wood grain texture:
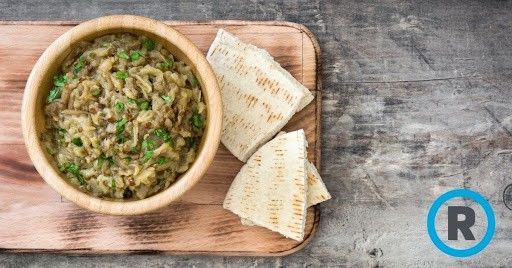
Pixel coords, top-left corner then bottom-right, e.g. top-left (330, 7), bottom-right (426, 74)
top-left (3, 1), bottom-right (512, 267)
top-left (0, 20), bottom-right (322, 255)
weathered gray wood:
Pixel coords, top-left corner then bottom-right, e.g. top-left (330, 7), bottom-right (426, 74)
top-left (1, 0), bottom-right (512, 267)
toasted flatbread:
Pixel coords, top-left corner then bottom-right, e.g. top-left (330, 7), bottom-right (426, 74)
top-left (240, 160), bottom-right (331, 226)
top-left (305, 161), bottom-right (332, 206)
top-left (277, 131), bottom-right (331, 206)
top-left (206, 29), bottom-right (314, 162)
top-left (223, 130), bottom-right (308, 241)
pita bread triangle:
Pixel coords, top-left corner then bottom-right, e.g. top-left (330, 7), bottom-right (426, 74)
top-left (206, 29), bottom-right (314, 162)
top-left (240, 160), bottom-right (331, 227)
top-left (275, 131), bottom-right (331, 207)
top-left (223, 129), bottom-right (308, 241)
top-left (305, 161), bottom-right (332, 206)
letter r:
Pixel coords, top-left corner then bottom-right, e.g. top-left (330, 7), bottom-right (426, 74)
top-left (448, 206), bottom-right (475, 240)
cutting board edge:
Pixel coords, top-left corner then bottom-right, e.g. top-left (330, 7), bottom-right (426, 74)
top-left (0, 209), bottom-right (320, 257)
top-left (0, 20), bottom-right (323, 256)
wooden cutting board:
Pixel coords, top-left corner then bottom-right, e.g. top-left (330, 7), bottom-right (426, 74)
top-left (0, 20), bottom-right (322, 256)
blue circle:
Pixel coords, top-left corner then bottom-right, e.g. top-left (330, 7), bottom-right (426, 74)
top-left (427, 189), bottom-right (495, 257)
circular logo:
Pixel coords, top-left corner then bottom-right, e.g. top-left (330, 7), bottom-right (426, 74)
top-left (503, 184), bottom-right (512, 210)
top-left (427, 189), bottom-right (495, 257)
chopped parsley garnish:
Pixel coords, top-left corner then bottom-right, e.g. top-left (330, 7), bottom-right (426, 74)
top-left (53, 73), bottom-right (67, 87)
top-left (141, 138), bottom-right (155, 152)
top-left (91, 87), bottom-right (101, 97)
top-left (141, 138), bottom-right (156, 163)
top-left (117, 50), bottom-right (130, 60)
top-left (128, 98), bottom-right (137, 105)
top-left (47, 86), bottom-right (62, 103)
top-left (115, 118), bottom-right (128, 134)
top-left (97, 154), bottom-right (114, 166)
top-left (191, 112), bottom-right (204, 129)
top-left (115, 71), bottom-right (129, 80)
top-left (71, 137), bottom-right (83, 146)
top-left (187, 74), bottom-right (199, 88)
top-left (138, 100), bottom-right (150, 110)
top-left (111, 178), bottom-right (117, 189)
top-left (128, 98), bottom-right (151, 110)
top-left (159, 58), bottom-right (174, 70)
top-left (160, 95), bottom-right (172, 103)
top-left (143, 150), bottom-right (154, 163)
top-left (115, 101), bottom-right (125, 113)
top-left (47, 73), bottom-right (68, 103)
top-left (168, 57), bottom-right (175, 68)
top-left (116, 118), bottom-right (128, 143)
top-left (156, 156), bottom-right (169, 165)
top-left (143, 38), bottom-right (156, 50)
top-left (60, 162), bottom-right (85, 185)
top-left (154, 128), bottom-right (172, 144)
top-left (130, 51), bottom-right (142, 61)
top-left (73, 55), bottom-right (86, 75)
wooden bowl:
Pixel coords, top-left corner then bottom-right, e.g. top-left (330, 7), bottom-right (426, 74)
top-left (21, 15), bottom-right (222, 215)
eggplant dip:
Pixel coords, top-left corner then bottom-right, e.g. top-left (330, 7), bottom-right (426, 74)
top-left (42, 33), bottom-right (206, 200)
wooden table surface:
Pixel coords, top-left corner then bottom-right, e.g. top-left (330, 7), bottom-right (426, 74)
top-left (1, 0), bottom-right (512, 267)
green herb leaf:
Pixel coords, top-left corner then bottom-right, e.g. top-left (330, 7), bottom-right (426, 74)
top-left (76, 174), bottom-right (86, 185)
top-left (128, 98), bottom-right (137, 105)
top-left (71, 137), bottom-right (83, 146)
top-left (143, 39), bottom-right (156, 50)
top-left (168, 57), bottom-right (175, 69)
top-left (154, 128), bottom-right (167, 138)
top-left (97, 154), bottom-right (114, 166)
top-left (117, 50), bottom-right (130, 60)
top-left (56, 128), bottom-right (67, 141)
top-left (127, 98), bottom-right (151, 110)
top-left (130, 51), bottom-right (142, 61)
top-left (63, 162), bottom-right (79, 174)
top-left (141, 138), bottom-right (155, 152)
top-left (115, 71), bottom-right (129, 80)
top-left (91, 87), bottom-right (101, 97)
top-left (125, 156), bottom-right (132, 163)
top-left (156, 156), bottom-right (169, 165)
top-left (47, 86), bottom-right (62, 103)
top-left (61, 162), bottom-right (85, 185)
top-left (53, 73), bottom-right (67, 87)
top-left (116, 118), bottom-right (128, 134)
top-left (154, 128), bottom-right (172, 144)
top-left (187, 74), bottom-right (199, 88)
top-left (191, 112), bottom-right (204, 129)
top-left (111, 178), bottom-right (117, 189)
top-left (160, 95), bottom-right (172, 103)
top-left (115, 101), bottom-right (125, 113)
top-left (159, 58), bottom-right (174, 70)
top-left (73, 55), bottom-right (86, 75)
top-left (143, 150), bottom-right (154, 163)
top-left (138, 100), bottom-right (150, 110)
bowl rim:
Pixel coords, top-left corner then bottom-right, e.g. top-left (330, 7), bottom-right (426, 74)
top-left (21, 15), bottom-right (222, 215)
